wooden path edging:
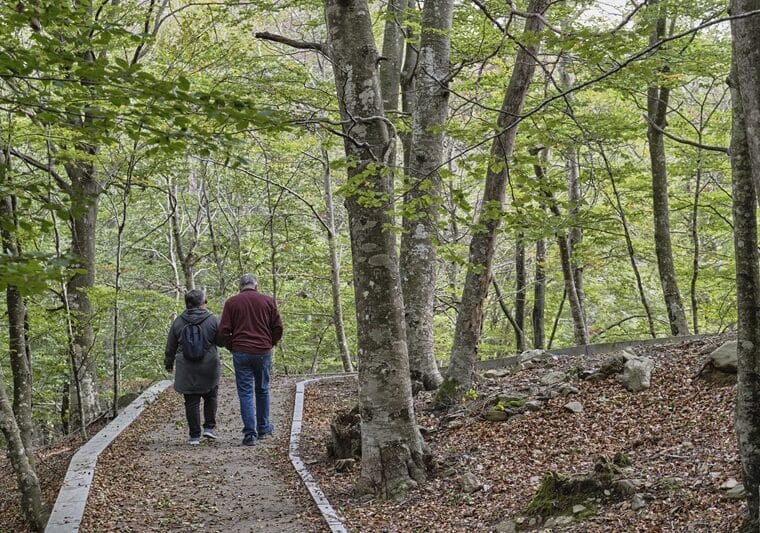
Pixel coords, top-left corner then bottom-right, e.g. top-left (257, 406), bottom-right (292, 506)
top-left (45, 380), bottom-right (173, 533)
top-left (290, 375), bottom-right (356, 533)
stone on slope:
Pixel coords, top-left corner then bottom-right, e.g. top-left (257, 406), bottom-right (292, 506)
top-left (708, 341), bottom-right (738, 373)
top-left (564, 401), bottom-right (583, 414)
top-left (622, 356), bottom-right (655, 392)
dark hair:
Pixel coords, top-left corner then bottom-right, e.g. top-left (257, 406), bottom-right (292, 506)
top-left (184, 289), bottom-right (206, 309)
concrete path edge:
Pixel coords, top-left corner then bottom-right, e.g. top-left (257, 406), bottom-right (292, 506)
top-left (291, 375), bottom-right (355, 533)
top-left (45, 380), bottom-right (173, 533)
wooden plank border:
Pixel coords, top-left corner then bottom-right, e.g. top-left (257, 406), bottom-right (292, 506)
top-left (45, 380), bottom-right (173, 533)
top-left (290, 375), bottom-right (356, 533)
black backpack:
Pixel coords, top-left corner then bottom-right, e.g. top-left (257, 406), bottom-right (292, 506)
top-left (180, 315), bottom-right (210, 362)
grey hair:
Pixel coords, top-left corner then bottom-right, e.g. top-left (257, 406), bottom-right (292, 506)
top-left (239, 274), bottom-right (258, 289)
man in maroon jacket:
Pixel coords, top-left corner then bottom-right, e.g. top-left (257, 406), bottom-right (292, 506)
top-left (217, 274), bottom-right (283, 446)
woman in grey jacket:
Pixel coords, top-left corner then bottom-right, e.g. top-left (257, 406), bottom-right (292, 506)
top-left (164, 289), bottom-right (222, 445)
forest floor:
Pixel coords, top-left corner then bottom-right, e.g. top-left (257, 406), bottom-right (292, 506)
top-left (1, 336), bottom-right (747, 532)
top-left (300, 335), bottom-right (747, 532)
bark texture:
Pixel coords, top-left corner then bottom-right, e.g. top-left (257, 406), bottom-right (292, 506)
top-left (730, 5), bottom-right (760, 526)
top-left (514, 235), bottom-right (527, 352)
top-left (399, 0), bottom-right (454, 390)
top-left (324, 0), bottom-right (426, 498)
top-left (0, 380), bottom-right (47, 531)
top-left (646, 5), bottom-right (689, 336)
top-left (446, 0), bottom-right (548, 392)
top-left (532, 238), bottom-right (546, 348)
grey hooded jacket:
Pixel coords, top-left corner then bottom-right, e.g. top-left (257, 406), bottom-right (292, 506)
top-left (164, 308), bottom-right (221, 394)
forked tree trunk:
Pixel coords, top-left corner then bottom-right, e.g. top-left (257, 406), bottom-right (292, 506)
top-left (324, 0), bottom-right (426, 498)
top-left (321, 146), bottom-right (354, 372)
top-left (399, 0), bottom-right (453, 390)
top-left (646, 4), bottom-right (690, 336)
top-left (446, 0), bottom-right (548, 393)
top-left (729, 5), bottom-right (760, 526)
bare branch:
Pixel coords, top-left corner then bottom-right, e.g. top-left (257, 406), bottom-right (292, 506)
top-left (641, 114), bottom-right (728, 154)
top-left (255, 31), bottom-right (327, 55)
top-left (6, 147), bottom-right (70, 193)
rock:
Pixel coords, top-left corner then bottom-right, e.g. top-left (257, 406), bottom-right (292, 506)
top-left (334, 458), bottom-right (356, 472)
top-left (457, 472), bottom-right (482, 493)
top-left (614, 479), bottom-right (637, 496)
top-left (709, 341), bottom-right (738, 373)
top-left (447, 419), bottom-right (465, 429)
top-left (572, 504), bottom-right (587, 515)
top-left (525, 400), bottom-right (543, 412)
top-left (558, 384), bottom-right (580, 396)
top-left (598, 353), bottom-right (629, 377)
top-left (726, 485), bottom-right (746, 499)
top-left (541, 370), bottom-right (567, 386)
top-left (484, 368), bottom-right (511, 379)
top-left (622, 356), bottom-right (655, 392)
top-left (720, 477), bottom-right (740, 490)
top-left (578, 368), bottom-right (597, 380)
top-left (564, 401), bottom-right (584, 414)
top-left (484, 408), bottom-right (510, 422)
top-left (631, 493), bottom-right (646, 511)
top-left (497, 392), bottom-right (528, 405)
top-left (493, 519), bottom-right (517, 533)
top-left (555, 515), bottom-right (574, 525)
top-left (520, 349), bottom-right (550, 363)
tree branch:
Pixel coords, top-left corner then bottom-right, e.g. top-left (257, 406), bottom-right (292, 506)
top-left (641, 114), bottom-right (728, 154)
top-left (255, 31), bottom-right (327, 55)
top-left (6, 147), bottom-right (70, 193)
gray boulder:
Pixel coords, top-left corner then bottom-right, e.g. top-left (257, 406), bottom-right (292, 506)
top-left (709, 341), bottom-right (738, 373)
top-left (541, 370), bottom-right (567, 386)
top-left (564, 401), bottom-right (584, 414)
top-left (622, 356), bottom-right (655, 392)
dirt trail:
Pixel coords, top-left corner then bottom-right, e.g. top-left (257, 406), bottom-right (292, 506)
top-left (82, 376), bottom-right (325, 532)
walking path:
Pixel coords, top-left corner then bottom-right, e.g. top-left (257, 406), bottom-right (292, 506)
top-left (81, 376), bottom-right (326, 532)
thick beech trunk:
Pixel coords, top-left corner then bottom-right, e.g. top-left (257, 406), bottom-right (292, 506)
top-left (324, 0), bottom-right (427, 498)
top-left (321, 147), bottom-right (354, 372)
top-left (730, 5), bottom-right (760, 526)
top-left (399, 0), bottom-right (453, 390)
top-left (446, 0), bottom-right (548, 392)
top-left (0, 379), bottom-right (47, 531)
top-left (646, 6), bottom-right (689, 336)
top-left (63, 158), bottom-right (101, 425)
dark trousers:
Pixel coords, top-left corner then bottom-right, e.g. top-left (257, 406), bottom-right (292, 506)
top-left (183, 386), bottom-right (218, 438)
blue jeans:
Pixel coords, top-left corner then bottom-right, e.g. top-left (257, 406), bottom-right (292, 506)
top-left (232, 352), bottom-right (273, 439)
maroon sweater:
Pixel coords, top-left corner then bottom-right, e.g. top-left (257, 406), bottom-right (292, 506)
top-left (217, 288), bottom-right (283, 353)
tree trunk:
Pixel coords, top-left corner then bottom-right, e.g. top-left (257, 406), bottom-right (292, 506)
top-left (532, 150), bottom-right (588, 345)
top-left (690, 164), bottom-right (702, 334)
top-left (321, 146), bottom-right (354, 372)
top-left (63, 158), bottom-right (101, 424)
top-left (730, 5), bottom-right (760, 526)
top-left (0, 379), bottom-right (48, 531)
top-left (532, 237), bottom-right (546, 348)
top-left (399, 0), bottom-right (453, 390)
top-left (379, 0), bottom-right (407, 114)
top-left (168, 184), bottom-right (196, 291)
top-left (646, 5), bottom-right (690, 336)
top-left (399, 9), bottom-right (418, 173)
top-left (599, 146), bottom-right (657, 338)
top-left (0, 150), bottom-right (33, 459)
top-left (514, 235), bottom-right (527, 352)
top-left (446, 0), bottom-right (548, 393)
top-left (324, 0), bottom-right (427, 498)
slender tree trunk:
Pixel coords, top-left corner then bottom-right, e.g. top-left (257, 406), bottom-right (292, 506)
top-left (599, 146), bottom-right (657, 338)
top-left (0, 378), bottom-right (48, 531)
top-left (492, 279), bottom-right (522, 345)
top-left (0, 149), bottom-right (33, 458)
top-left (514, 235), bottom-right (527, 352)
top-left (558, 52), bottom-right (585, 320)
top-left (532, 150), bottom-right (588, 345)
top-left (646, 4), bottom-right (690, 336)
top-left (379, 0), bottom-right (407, 114)
top-left (399, 9), bottom-right (418, 173)
top-left (690, 164), bottom-right (702, 334)
top-left (324, 0), bottom-right (426, 498)
top-left (548, 288), bottom-right (566, 350)
top-left (399, 0), bottom-right (453, 390)
top-left (168, 184), bottom-right (195, 291)
top-left (446, 0), bottom-right (548, 393)
top-left (729, 5), bottom-right (760, 526)
top-left (532, 237), bottom-right (546, 348)
top-left (321, 146), bottom-right (354, 372)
